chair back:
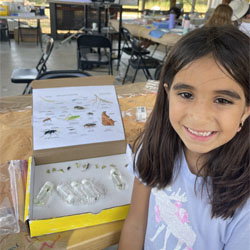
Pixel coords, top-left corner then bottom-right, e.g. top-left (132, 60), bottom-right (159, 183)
top-left (28, 70), bottom-right (90, 94)
top-left (36, 70), bottom-right (91, 80)
top-left (122, 28), bottom-right (147, 54)
top-left (121, 27), bottom-right (131, 48)
top-left (77, 34), bottom-right (112, 49)
top-left (76, 34), bottom-right (113, 74)
top-left (36, 36), bottom-right (54, 75)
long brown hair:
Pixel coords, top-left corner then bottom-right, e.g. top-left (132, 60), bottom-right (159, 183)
top-left (134, 25), bottom-right (250, 219)
top-left (205, 4), bottom-right (233, 26)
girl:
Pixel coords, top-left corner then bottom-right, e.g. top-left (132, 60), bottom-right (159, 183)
top-left (118, 25), bottom-right (250, 250)
top-left (205, 4), bottom-right (233, 26)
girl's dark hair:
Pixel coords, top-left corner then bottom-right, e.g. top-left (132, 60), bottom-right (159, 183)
top-left (134, 25), bottom-right (250, 219)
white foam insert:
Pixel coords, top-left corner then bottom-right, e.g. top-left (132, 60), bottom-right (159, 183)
top-left (31, 152), bottom-right (134, 220)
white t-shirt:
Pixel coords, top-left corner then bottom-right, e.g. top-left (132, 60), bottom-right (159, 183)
top-left (240, 21), bottom-right (250, 37)
top-left (128, 153), bottom-right (250, 250)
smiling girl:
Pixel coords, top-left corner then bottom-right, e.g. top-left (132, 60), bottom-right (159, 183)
top-left (118, 25), bottom-right (250, 250)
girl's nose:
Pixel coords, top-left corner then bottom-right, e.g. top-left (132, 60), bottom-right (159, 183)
top-left (188, 100), bottom-right (213, 123)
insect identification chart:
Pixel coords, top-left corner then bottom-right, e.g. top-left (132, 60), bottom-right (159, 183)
top-left (33, 85), bottom-right (125, 150)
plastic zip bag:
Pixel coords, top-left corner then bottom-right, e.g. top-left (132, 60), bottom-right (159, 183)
top-left (0, 197), bottom-right (19, 235)
top-left (0, 160), bottom-right (27, 235)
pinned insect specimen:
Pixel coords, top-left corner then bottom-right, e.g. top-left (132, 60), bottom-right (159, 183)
top-left (67, 166), bottom-right (71, 171)
top-left (46, 167), bottom-right (65, 174)
top-left (95, 164), bottom-right (99, 169)
top-left (44, 129), bottom-right (58, 136)
top-left (75, 162), bottom-right (80, 168)
top-left (43, 117), bottom-right (51, 122)
top-left (65, 115), bottom-right (80, 121)
top-left (84, 123), bottom-right (96, 128)
top-left (87, 112), bottom-right (94, 115)
top-left (102, 111), bottom-right (115, 126)
top-left (101, 165), bottom-right (107, 169)
top-left (74, 106), bottom-right (85, 110)
top-left (82, 163), bottom-right (90, 171)
top-left (34, 181), bottom-right (54, 206)
top-left (110, 169), bottom-right (126, 190)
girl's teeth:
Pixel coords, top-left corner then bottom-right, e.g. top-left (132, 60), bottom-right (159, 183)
top-left (188, 128), bottom-right (212, 137)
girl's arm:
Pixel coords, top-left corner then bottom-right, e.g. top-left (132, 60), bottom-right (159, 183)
top-left (118, 177), bottom-right (151, 250)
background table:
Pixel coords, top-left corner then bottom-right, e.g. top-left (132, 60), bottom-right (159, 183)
top-left (0, 82), bottom-right (156, 250)
top-left (0, 15), bottom-right (48, 48)
top-left (110, 19), bottom-right (181, 47)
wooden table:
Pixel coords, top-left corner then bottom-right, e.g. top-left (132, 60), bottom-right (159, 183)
top-left (110, 19), bottom-right (182, 47)
top-left (0, 82), bottom-right (156, 250)
top-left (0, 15), bottom-right (48, 48)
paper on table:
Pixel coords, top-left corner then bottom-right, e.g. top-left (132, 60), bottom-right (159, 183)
top-left (33, 85), bottom-right (125, 150)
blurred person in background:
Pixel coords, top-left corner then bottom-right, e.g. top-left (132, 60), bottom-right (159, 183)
top-left (205, 4), bottom-right (233, 26)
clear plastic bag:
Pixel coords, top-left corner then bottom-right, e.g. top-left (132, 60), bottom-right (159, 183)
top-left (0, 197), bottom-right (19, 235)
top-left (0, 160), bottom-right (27, 235)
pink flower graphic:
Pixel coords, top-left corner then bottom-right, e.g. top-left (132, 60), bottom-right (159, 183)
top-left (154, 204), bottom-right (162, 223)
top-left (174, 201), bottom-right (190, 224)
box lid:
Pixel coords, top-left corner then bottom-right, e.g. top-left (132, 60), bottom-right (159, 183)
top-left (31, 76), bottom-right (126, 165)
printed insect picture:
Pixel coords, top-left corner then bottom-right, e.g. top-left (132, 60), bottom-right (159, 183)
top-left (91, 94), bottom-right (113, 108)
top-left (42, 129), bottom-right (59, 138)
top-left (102, 111), bottom-right (115, 126)
top-left (33, 85), bottom-right (125, 150)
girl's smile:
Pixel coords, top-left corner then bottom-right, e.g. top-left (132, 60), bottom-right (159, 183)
top-left (166, 55), bottom-right (250, 169)
top-left (184, 126), bottom-right (217, 141)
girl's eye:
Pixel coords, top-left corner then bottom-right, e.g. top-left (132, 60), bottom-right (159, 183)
top-left (215, 98), bottom-right (233, 104)
top-left (179, 92), bottom-right (193, 99)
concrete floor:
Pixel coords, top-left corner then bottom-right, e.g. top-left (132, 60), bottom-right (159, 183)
top-left (0, 38), bottom-right (165, 250)
top-left (0, 38), bottom-right (165, 97)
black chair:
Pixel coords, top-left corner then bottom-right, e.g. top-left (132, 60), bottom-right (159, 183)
top-left (77, 34), bottom-right (113, 75)
top-left (11, 36), bottom-right (54, 95)
top-left (0, 19), bottom-right (10, 45)
top-left (116, 27), bottom-right (150, 71)
top-left (122, 31), bottom-right (161, 84)
top-left (27, 70), bottom-right (91, 94)
top-left (36, 70), bottom-right (91, 80)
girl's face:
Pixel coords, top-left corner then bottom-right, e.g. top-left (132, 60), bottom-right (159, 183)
top-left (166, 56), bottom-right (250, 159)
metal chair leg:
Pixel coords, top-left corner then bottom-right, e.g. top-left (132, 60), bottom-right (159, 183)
top-left (132, 67), bottom-right (139, 83)
top-left (131, 58), bottom-right (142, 83)
top-left (22, 83), bottom-right (30, 95)
top-left (110, 58), bottom-right (113, 75)
top-left (122, 63), bottom-right (130, 85)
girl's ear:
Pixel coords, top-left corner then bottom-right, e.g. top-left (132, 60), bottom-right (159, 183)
top-left (237, 106), bottom-right (250, 132)
top-left (163, 83), bottom-right (169, 95)
top-left (242, 106), bottom-right (250, 122)
top-left (239, 106), bottom-right (250, 130)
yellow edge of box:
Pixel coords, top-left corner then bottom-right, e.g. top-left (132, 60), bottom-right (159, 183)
top-left (24, 157), bottom-right (33, 221)
top-left (29, 204), bottom-right (130, 237)
top-left (25, 157), bottom-right (130, 237)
